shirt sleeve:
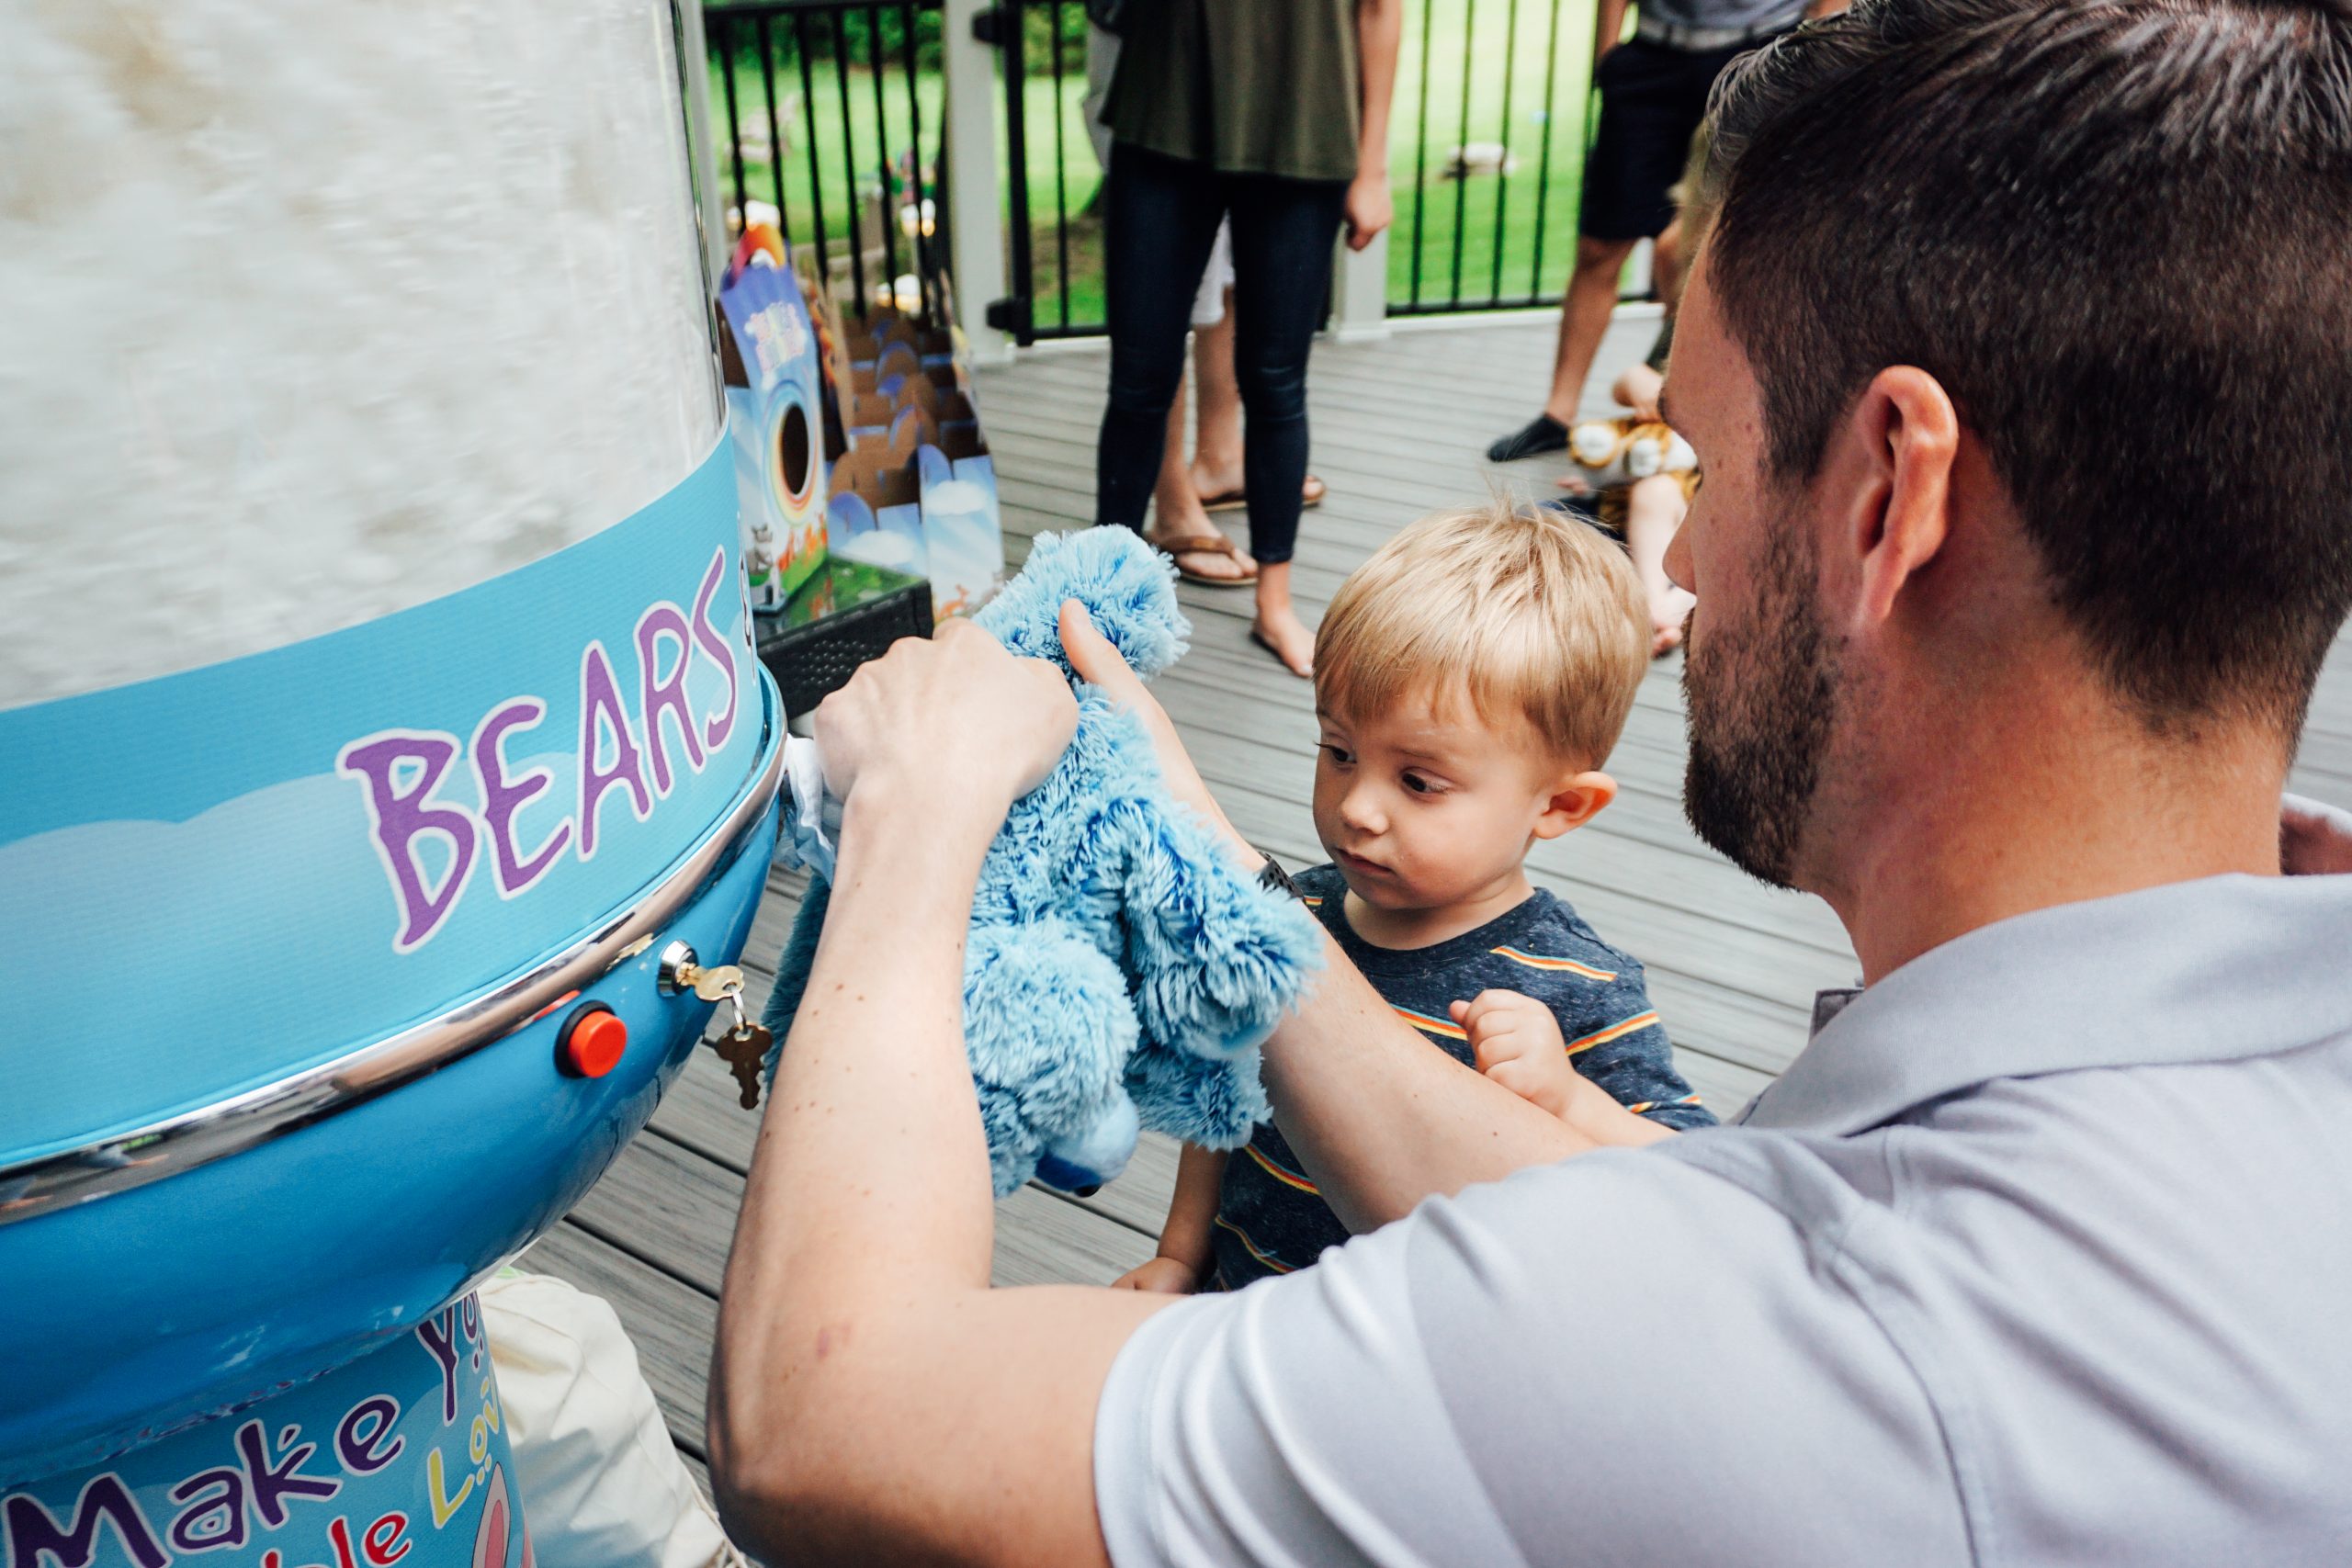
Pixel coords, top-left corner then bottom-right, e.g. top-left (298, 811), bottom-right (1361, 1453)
top-left (1092, 1142), bottom-right (1964, 1567)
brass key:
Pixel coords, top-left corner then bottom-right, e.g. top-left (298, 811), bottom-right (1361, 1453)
top-left (659, 943), bottom-right (769, 1109)
top-left (715, 1013), bottom-right (775, 1111)
top-left (685, 963), bottom-right (745, 1003)
top-left (706, 978), bottom-right (771, 1111)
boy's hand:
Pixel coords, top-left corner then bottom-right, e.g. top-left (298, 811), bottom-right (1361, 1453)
top-left (1453, 990), bottom-right (1580, 1119)
top-left (1112, 1256), bottom-right (1201, 1295)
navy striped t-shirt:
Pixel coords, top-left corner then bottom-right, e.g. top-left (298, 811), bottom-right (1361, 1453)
top-left (1210, 863), bottom-right (1713, 1289)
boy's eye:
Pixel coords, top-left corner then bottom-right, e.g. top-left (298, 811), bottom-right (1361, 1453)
top-left (1401, 771), bottom-right (1443, 795)
top-left (1319, 743), bottom-right (1353, 766)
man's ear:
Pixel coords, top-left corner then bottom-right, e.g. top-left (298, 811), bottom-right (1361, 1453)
top-left (1836, 366), bottom-right (1961, 626)
top-left (1532, 770), bottom-right (1618, 840)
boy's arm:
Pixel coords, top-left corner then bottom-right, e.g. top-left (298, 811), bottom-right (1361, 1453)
top-left (1113, 1144), bottom-right (1227, 1292)
top-left (1556, 961), bottom-right (1716, 1138)
top-left (1453, 990), bottom-right (1675, 1145)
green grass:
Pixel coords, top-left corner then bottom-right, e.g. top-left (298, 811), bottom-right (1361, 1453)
top-left (707, 0), bottom-right (1606, 331)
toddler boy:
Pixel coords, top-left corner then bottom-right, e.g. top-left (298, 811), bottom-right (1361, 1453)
top-left (1116, 502), bottom-right (1714, 1293)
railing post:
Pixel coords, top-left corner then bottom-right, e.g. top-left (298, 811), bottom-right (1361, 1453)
top-left (1329, 231), bottom-right (1391, 344)
top-left (943, 0), bottom-right (1013, 362)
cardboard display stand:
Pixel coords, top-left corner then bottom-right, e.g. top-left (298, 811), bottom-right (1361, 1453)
top-left (822, 298), bottom-right (1003, 621)
top-left (740, 267), bottom-right (1001, 717)
top-left (718, 266), bottom-right (831, 608)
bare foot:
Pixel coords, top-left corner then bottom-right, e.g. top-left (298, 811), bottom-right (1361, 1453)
top-left (1251, 604), bottom-right (1315, 678)
top-left (1189, 460), bottom-right (1242, 501)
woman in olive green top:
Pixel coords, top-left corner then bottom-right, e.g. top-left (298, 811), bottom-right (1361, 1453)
top-left (1095, 0), bottom-right (1400, 676)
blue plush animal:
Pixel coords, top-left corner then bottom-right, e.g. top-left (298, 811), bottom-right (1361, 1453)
top-left (763, 526), bottom-right (1321, 1196)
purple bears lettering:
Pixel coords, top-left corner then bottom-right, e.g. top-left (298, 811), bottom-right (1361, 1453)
top-left (337, 547), bottom-right (747, 953)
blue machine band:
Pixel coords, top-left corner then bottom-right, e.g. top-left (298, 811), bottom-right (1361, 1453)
top-left (0, 439), bottom-right (783, 1519)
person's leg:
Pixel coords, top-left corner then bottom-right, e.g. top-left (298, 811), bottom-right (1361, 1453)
top-left (1148, 358), bottom-right (1254, 582)
top-left (1623, 474), bottom-right (1696, 656)
top-left (1225, 172), bottom-right (1350, 676)
top-left (1651, 214), bottom-right (1686, 310)
top-left (1488, 39), bottom-right (1695, 462)
top-left (1544, 235), bottom-right (1639, 421)
top-left (1187, 306), bottom-right (1246, 495)
top-left (1098, 144), bottom-right (1227, 536)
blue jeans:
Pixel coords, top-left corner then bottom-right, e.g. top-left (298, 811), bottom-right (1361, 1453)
top-left (1096, 143), bottom-right (1347, 567)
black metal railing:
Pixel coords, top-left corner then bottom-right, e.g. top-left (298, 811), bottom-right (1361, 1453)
top-left (703, 0), bottom-right (949, 325)
top-left (702, 0), bottom-right (1627, 342)
top-left (975, 0), bottom-right (1099, 344)
top-left (1393, 0), bottom-right (1615, 315)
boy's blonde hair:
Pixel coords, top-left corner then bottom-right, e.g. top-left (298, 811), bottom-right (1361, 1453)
top-left (1313, 501), bottom-right (1650, 769)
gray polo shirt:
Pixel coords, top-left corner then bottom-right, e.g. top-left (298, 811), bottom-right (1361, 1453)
top-left (1094, 869), bottom-right (2352, 1564)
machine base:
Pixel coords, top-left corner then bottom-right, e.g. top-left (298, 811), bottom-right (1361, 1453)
top-left (2, 1293), bottom-right (528, 1568)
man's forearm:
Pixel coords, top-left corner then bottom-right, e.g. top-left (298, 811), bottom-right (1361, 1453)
top-left (710, 781), bottom-right (1000, 1499)
top-left (1262, 932), bottom-right (1598, 1233)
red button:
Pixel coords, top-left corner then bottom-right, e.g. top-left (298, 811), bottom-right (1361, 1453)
top-left (559, 1008), bottom-right (628, 1077)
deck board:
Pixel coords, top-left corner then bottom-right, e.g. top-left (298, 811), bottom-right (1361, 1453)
top-left (531, 315), bottom-right (2352, 1467)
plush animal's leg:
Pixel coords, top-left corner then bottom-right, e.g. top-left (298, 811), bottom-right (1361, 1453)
top-left (963, 918), bottom-right (1145, 1197)
top-left (1098, 795), bottom-right (1323, 1060)
top-left (1125, 1037), bottom-right (1269, 1149)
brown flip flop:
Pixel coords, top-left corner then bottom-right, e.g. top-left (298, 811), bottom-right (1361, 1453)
top-left (1202, 475), bottom-right (1326, 513)
top-left (1148, 529), bottom-right (1258, 587)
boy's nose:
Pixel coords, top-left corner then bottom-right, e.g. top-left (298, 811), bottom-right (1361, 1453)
top-left (1339, 785), bottom-right (1385, 836)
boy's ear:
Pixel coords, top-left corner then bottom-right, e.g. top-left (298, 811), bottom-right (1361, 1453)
top-left (1532, 770), bottom-right (1616, 840)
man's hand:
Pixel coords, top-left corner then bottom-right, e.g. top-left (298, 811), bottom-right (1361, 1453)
top-left (1112, 1256), bottom-right (1201, 1295)
top-left (1453, 990), bottom-right (1580, 1118)
top-left (1345, 171), bottom-right (1394, 252)
top-left (1059, 599), bottom-right (1250, 857)
top-left (814, 617), bottom-right (1078, 820)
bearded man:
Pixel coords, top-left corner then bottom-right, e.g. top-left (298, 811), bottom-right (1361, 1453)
top-left (707, 2), bottom-right (2352, 1562)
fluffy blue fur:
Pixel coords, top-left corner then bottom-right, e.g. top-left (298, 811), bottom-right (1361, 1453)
top-left (763, 527), bottom-right (1321, 1197)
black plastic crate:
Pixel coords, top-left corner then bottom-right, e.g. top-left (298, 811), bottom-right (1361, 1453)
top-left (754, 573), bottom-right (933, 719)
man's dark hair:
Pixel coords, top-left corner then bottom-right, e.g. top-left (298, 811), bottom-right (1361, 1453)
top-left (1702, 0), bottom-right (2352, 736)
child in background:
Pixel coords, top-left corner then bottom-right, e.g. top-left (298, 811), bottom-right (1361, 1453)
top-left (1115, 502), bottom-right (1714, 1293)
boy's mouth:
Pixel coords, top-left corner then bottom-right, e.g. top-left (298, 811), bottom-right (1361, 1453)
top-left (1333, 847), bottom-right (1392, 880)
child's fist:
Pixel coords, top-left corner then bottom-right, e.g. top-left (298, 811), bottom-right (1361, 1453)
top-left (1452, 989), bottom-right (1580, 1118)
top-left (1113, 1256), bottom-right (1202, 1294)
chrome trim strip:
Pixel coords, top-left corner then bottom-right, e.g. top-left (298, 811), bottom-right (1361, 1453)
top-left (0, 678), bottom-right (786, 1229)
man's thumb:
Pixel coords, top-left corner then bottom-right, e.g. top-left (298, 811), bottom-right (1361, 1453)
top-left (1061, 598), bottom-right (1145, 701)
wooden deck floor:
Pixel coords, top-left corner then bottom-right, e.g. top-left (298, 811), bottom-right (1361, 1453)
top-left (526, 315), bottom-right (2352, 1480)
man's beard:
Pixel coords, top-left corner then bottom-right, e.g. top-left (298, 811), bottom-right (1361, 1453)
top-left (1681, 519), bottom-right (1841, 889)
